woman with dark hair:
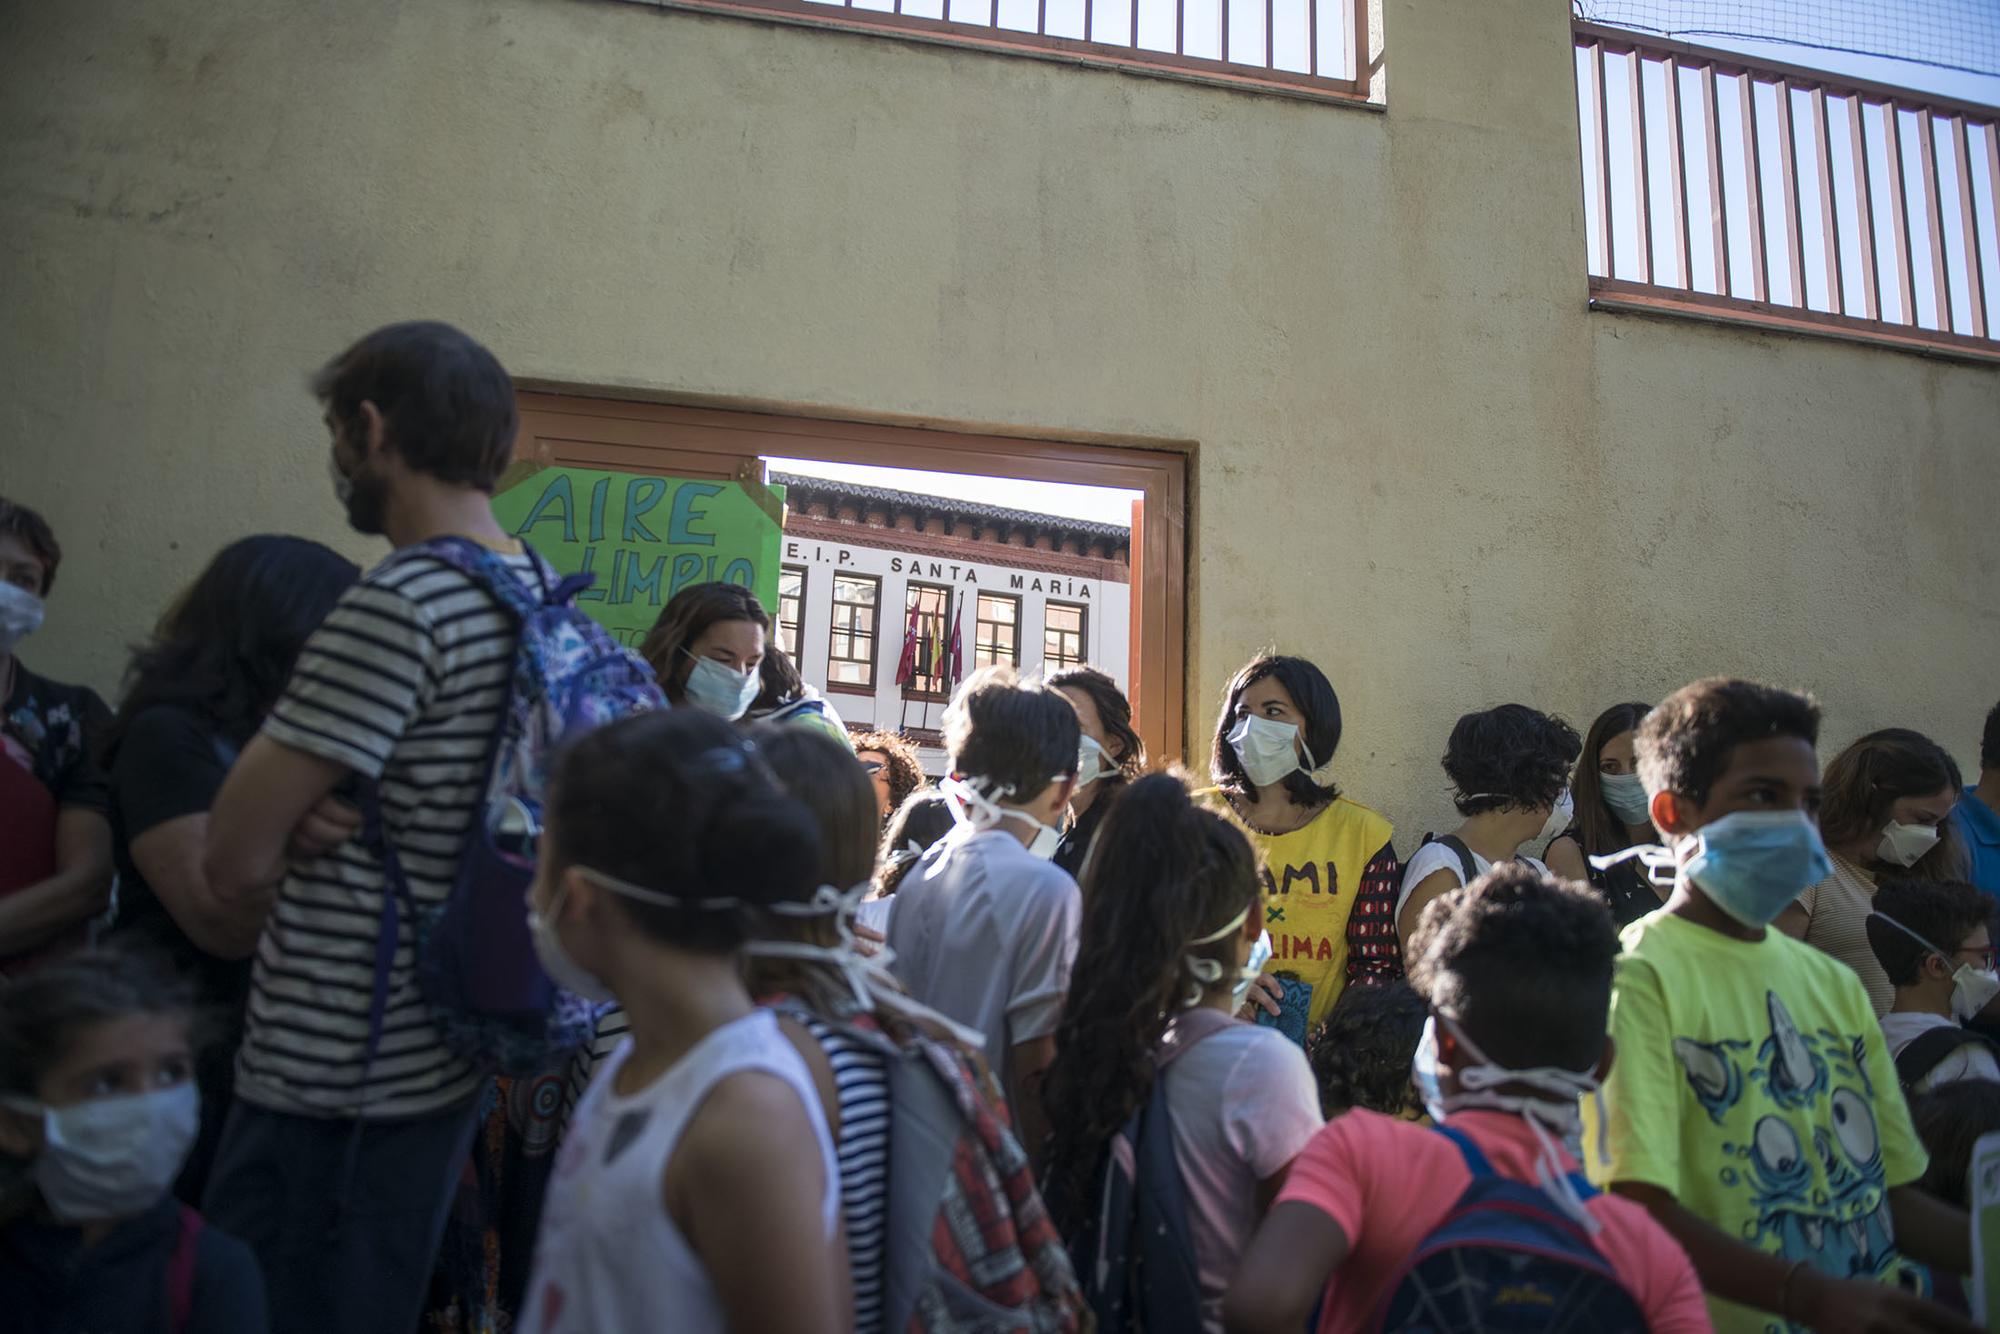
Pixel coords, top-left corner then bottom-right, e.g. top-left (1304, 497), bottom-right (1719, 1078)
top-left (1196, 653), bottom-right (1400, 1039)
top-left (1545, 701), bottom-right (1663, 926)
top-left (852, 729), bottom-right (925, 824)
top-left (1395, 704), bottom-right (1581, 953)
top-left (1040, 772), bottom-right (1320, 1334)
top-left (101, 535), bottom-right (359, 1200)
top-left (1776, 727), bottom-right (1968, 1014)
top-left (1047, 665), bottom-right (1146, 881)
top-left (747, 645), bottom-right (849, 744)
top-left (639, 581), bottom-right (768, 720)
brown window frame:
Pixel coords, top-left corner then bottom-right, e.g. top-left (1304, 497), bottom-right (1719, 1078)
top-left (973, 592), bottom-right (1022, 670)
top-left (1043, 600), bottom-right (1089, 673)
top-left (827, 573), bottom-right (881, 692)
top-left (510, 392), bottom-right (1185, 764)
top-left (777, 564), bottom-right (808, 661)
top-left (902, 582), bottom-right (956, 702)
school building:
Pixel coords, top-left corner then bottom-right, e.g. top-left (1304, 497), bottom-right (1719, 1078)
top-left (773, 471), bottom-right (1131, 763)
top-left (4, 0), bottom-right (1995, 838)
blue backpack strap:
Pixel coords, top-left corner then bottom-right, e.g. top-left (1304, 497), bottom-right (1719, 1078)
top-left (417, 535), bottom-right (558, 617)
top-left (1433, 1123), bottom-right (1496, 1177)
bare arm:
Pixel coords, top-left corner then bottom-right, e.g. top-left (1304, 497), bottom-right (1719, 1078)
top-left (1224, 1200), bottom-right (1349, 1334)
top-left (673, 1070), bottom-right (851, 1334)
top-left (1612, 1180), bottom-right (1979, 1333)
top-left (1009, 1033), bottom-right (1058, 1174)
top-left (1543, 834), bottom-right (1590, 883)
top-left (0, 808), bottom-right (113, 956)
top-left (205, 735), bottom-right (352, 910)
top-left (1396, 869), bottom-right (1459, 966)
top-left (129, 814), bottom-right (269, 959)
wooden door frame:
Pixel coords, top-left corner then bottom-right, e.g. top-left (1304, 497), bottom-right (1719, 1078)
top-left (512, 390), bottom-right (1189, 761)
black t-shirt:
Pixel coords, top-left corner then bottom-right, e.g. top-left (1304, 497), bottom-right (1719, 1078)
top-left (108, 704), bottom-right (250, 1007)
top-left (1559, 824), bottom-right (1662, 927)
top-left (2, 661), bottom-right (112, 812)
top-left (1055, 778), bottom-right (1124, 881)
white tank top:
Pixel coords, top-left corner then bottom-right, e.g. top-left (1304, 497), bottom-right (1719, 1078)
top-left (521, 1008), bottom-right (840, 1334)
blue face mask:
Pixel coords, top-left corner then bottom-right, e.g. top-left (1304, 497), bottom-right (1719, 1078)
top-left (1599, 772), bottom-right (1652, 827)
top-left (681, 650), bottom-right (760, 721)
top-left (1680, 810), bottom-right (1833, 928)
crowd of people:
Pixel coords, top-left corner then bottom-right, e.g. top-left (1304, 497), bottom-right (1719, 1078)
top-left (3, 319), bottom-right (1999, 1334)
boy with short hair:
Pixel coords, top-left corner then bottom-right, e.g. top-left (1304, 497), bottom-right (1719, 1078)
top-left (1866, 877), bottom-right (2000, 1094)
top-left (886, 664), bottom-right (1081, 1164)
top-left (1587, 677), bottom-right (1978, 1333)
top-left (1223, 862), bottom-right (1709, 1333)
top-left (0, 497), bottom-right (114, 967)
top-left (201, 321), bottom-right (545, 1334)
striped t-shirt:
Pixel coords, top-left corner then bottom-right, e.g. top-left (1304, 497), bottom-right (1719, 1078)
top-left (799, 1012), bottom-right (891, 1334)
top-left (234, 543), bottom-right (545, 1119)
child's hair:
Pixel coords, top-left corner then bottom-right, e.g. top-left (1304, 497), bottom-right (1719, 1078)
top-left (639, 581), bottom-right (770, 702)
top-left (853, 729), bottom-right (927, 816)
top-left (0, 497), bottom-right (61, 595)
top-left (1820, 728), bottom-right (1965, 878)
top-left (0, 949), bottom-right (192, 1100)
top-left (545, 711), bottom-right (821, 953)
top-left (1407, 861), bottom-right (1618, 1072)
top-left (1046, 665), bottom-right (1147, 780)
top-left (1039, 771), bottom-right (1261, 1241)
top-left (1911, 1080), bottom-right (2000, 1208)
top-left (1635, 678), bottom-right (1821, 810)
top-left (875, 789), bottom-right (956, 897)
top-left (1211, 653), bottom-right (1342, 805)
top-left (752, 644), bottom-right (807, 713)
top-left (1308, 981), bottom-right (1427, 1119)
top-left (1442, 704), bottom-right (1581, 817)
top-left (1571, 702), bottom-right (1655, 857)
top-left (1865, 878), bottom-right (1994, 986)
top-left (942, 666), bottom-right (1080, 803)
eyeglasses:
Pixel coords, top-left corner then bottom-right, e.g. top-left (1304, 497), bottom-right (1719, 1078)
top-left (1957, 945), bottom-right (2000, 969)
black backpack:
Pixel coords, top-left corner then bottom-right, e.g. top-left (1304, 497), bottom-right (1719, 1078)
top-left (1420, 833), bottom-right (1482, 884)
top-left (1895, 1025), bottom-right (2000, 1095)
top-left (1074, 1008), bottom-right (1235, 1334)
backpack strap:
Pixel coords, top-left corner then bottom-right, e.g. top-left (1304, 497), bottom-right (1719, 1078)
top-left (1157, 1007), bottom-right (1238, 1070)
top-left (167, 1205), bottom-right (202, 1334)
top-left (1433, 1122), bottom-right (1599, 1201)
top-left (1896, 1025), bottom-right (2000, 1090)
top-left (1435, 835), bottom-right (1481, 885)
top-left (414, 536), bottom-right (560, 618)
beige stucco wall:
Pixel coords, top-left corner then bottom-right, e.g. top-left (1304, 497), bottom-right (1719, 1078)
top-left (3, 0), bottom-right (1995, 843)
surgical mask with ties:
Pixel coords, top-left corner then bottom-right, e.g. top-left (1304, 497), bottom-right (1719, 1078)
top-left (1075, 735), bottom-right (1111, 789)
top-left (1872, 910), bottom-right (2000, 1022)
top-left (1595, 810), bottom-right (1833, 929)
top-left (1411, 1013), bottom-right (1605, 1234)
top-left (680, 649), bottom-right (761, 722)
top-left (1, 1083), bottom-right (201, 1224)
top-left (941, 776), bottom-right (1065, 860)
top-left (1178, 905), bottom-right (1270, 1010)
top-left (1227, 715), bottom-right (1315, 789)
top-left (0, 581), bottom-right (45, 656)
top-left (1878, 821), bottom-right (1942, 869)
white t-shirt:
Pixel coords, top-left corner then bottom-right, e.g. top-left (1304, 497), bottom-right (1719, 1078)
top-left (1395, 838), bottom-right (1548, 916)
top-left (523, 1009), bottom-right (839, 1334)
top-left (1160, 1021), bottom-right (1323, 1333)
top-left (886, 823), bottom-right (1081, 1087)
top-left (1878, 1010), bottom-right (2000, 1094)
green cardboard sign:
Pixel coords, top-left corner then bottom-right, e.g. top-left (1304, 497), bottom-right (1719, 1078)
top-left (492, 466), bottom-right (785, 650)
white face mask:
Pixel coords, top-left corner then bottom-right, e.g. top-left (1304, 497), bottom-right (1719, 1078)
top-left (1598, 772), bottom-right (1652, 827)
top-left (1410, 1014), bottom-right (1604, 1235)
top-left (1075, 735), bottom-right (1111, 790)
top-left (942, 776), bottom-right (1065, 859)
top-left (0, 581), bottom-right (46, 656)
top-left (1227, 715), bottom-right (1314, 790)
top-left (528, 873), bottom-right (617, 1004)
top-left (1872, 910), bottom-right (2000, 1022)
top-left (1877, 820), bottom-right (1942, 868)
top-left (1535, 789), bottom-right (1576, 847)
top-left (2, 1083), bottom-right (200, 1223)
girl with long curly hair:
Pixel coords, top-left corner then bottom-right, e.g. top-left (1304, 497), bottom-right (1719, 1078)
top-left (1039, 772), bottom-right (1320, 1333)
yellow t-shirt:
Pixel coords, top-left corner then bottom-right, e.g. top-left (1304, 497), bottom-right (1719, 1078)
top-left (1194, 789), bottom-right (1393, 1032)
top-left (1583, 911), bottom-right (1929, 1333)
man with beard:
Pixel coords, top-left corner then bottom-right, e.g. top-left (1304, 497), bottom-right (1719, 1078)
top-left (201, 321), bottom-right (538, 1334)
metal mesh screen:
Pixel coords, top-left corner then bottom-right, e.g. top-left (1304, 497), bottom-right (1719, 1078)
top-left (1575, 0), bottom-right (2000, 79)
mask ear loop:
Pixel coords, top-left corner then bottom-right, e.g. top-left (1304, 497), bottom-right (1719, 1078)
top-left (1589, 841), bottom-right (1682, 890)
top-left (1179, 905), bottom-right (1253, 1010)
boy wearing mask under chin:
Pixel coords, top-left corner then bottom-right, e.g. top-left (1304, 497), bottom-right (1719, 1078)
top-left (1581, 678), bottom-right (1979, 1334)
top-left (0, 950), bottom-right (266, 1334)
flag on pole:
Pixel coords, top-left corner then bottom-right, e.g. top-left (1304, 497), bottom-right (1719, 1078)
top-left (948, 598), bottom-right (964, 684)
top-left (895, 604), bottom-right (918, 686)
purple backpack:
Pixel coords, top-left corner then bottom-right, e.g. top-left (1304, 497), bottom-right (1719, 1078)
top-left (361, 537), bottom-right (665, 1076)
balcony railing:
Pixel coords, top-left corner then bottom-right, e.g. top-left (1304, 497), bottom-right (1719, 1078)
top-left (626, 0), bottom-right (1368, 101)
top-left (1574, 21), bottom-right (2000, 362)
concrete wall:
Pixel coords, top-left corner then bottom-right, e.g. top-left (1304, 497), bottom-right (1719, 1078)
top-left (3, 0), bottom-right (1995, 845)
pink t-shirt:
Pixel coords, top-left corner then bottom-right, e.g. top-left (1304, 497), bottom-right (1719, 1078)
top-left (1276, 1109), bottom-right (1711, 1334)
